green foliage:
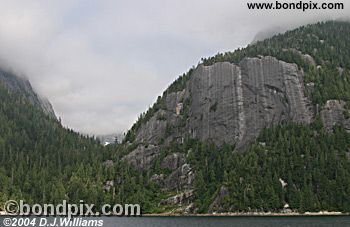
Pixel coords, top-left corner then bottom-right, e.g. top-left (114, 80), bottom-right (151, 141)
top-left (123, 21), bottom-right (350, 213)
top-left (166, 67), bottom-right (195, 94)
top-left (2, 21), bottom-right (350, 215)
top-left (0, 82), bottom-right (160, 212)
top-left (202, 21), bottom-right (350, 106)
top-left (125, 21), bottom-right (350, 146)
top-left (185, 123), bottom-right (350, 213)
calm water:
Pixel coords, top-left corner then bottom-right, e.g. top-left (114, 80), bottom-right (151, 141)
top-left (102, 216), bottom-right (350, 227)
top-left (1, 216), bottom-right (350, 227)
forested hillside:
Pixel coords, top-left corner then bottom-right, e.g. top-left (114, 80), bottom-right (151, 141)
top-left (190, 123), bottom-right (350, 213)
top-left (1, 21), bottom-right (350, 214)
top-left (202, 21), bottom-right (350, 106)
top-left (121, 21), bottom-right (350, 213)
top-left (0, 81), bottom-right (161, 211)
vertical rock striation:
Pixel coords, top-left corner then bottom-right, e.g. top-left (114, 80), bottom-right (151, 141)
top-left (125, 56), bottom-right (314, 170)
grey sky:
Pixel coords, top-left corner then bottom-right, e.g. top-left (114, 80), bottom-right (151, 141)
top-left (0, 0), bottom-right (348, 135)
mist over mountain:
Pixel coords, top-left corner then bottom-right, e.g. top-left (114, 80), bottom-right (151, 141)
top-left (0, 68), bottom-right (55, 118)
top-left (1, 21), bottom-right (350, 215)
top-left (0, 1), bottom-right (349, 136)
top-left (251, 26), bottom-right (285, 44)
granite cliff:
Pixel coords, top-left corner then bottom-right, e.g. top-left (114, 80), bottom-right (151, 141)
top-left (125, 56), bottom-right (314, 171)
top-left (122, 36), bottom-right (350, 209)
top-left (1, 21), bottom-right (350, 214)
top-left (123, 22), bottom-right (350, 213)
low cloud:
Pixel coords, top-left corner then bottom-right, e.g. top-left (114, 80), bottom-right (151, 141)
top-left (0, 0), bottom-right (348, 135)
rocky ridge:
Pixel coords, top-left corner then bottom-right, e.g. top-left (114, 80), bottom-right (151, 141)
top-left (125, 56), bottom-right (314, 172)
top-left (124, 55), bottom-right (350, 209)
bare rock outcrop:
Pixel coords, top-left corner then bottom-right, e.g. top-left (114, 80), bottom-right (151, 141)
top-left (122, 56), bottom-right (350, 211)
top-left (130, 56), bottom-right (313, 152)
top-left (159, 190), bottom-right (194, 206)
top-left (123, 145), bottom-right (160, 171)
top-left (161, 153), bottom-right (185, 170)
top-left (164, 163), bottom-right (194, 190)
top-left (125, 56), bottom-right (314, 173)
top-left (321, 100), bottom-right (350, 131)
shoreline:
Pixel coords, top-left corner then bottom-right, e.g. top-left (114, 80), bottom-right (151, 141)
top-left (143, 211), bottom-right (349, 217)
top-left (0, 211), bottom-right (348, 217)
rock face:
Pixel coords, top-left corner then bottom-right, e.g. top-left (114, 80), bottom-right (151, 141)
top-left (164, 163), bottom-right (194, 190)
top-left (159, 190), bottom-right (194, 206)
top-left (127, 56), bottom-right (313, 154)
top-left (186, 57), bottom-right (312, 148)
top-left (124, 145), bottom-right (160, 171)
top-left (321, 100), bottom-right (350, 132)
top-left (122, 55), bottom-right (348, 211)
top-left (142, 162), bottom-right (194, 191)
top-left (124, 56), bottom-right (314, 199)
top-left (161, 153), bottom-right (185, 170)
top-left (0, 68), bottom-right (56, 118)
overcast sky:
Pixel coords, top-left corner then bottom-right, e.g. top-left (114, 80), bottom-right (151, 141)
top-left (0, 0), bottom-right (348, 135)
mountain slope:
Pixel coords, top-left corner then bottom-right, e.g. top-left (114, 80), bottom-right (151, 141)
top-left (0, 73), bottom-right (158, 211)
top-left (121, 21), bottom-right (350, 213)
top-left (0, 69), bottom-right (56, 118)
top-left (124, 21), bottom-right (350, 146)
top-left (123, 21), bottom-right (350, 169)
top-left (1, 21), bottom-right (350, 215)
top-left (126, 57), bottom-right (313, 153)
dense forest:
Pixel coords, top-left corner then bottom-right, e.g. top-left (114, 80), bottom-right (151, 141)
top-left (0, 82), bottom-right (161, 211)
top-left (1, 21), bottom-right (350, 214)
top-left (190, 123), bottom-right (350, 213)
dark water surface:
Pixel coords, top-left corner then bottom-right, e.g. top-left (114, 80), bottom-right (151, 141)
top-left (1, 216), bottom-right (350, 227)
top-left (103, 216), bottom-right (350, 227)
